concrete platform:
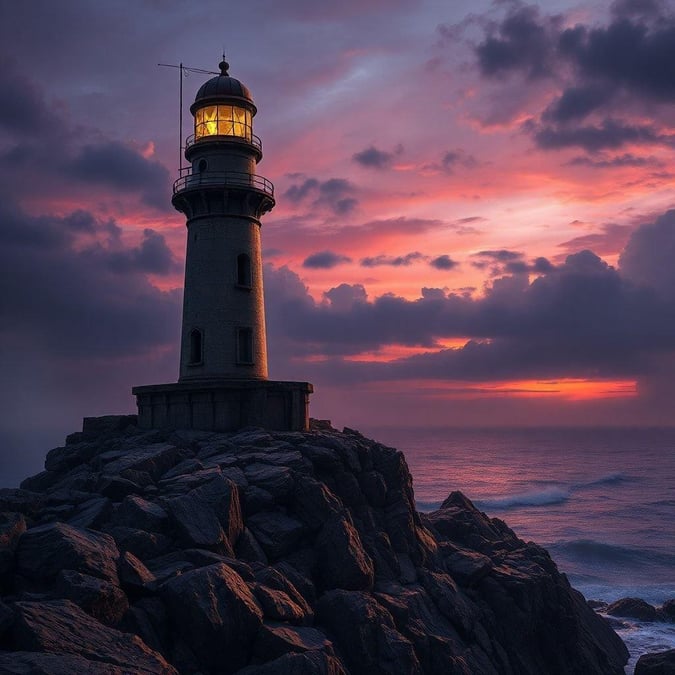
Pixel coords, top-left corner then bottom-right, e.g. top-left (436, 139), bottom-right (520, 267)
top-left (132, 379), bottom-right (313, 432)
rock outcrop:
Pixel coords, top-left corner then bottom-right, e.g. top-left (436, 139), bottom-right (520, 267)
top-left (0, 417), bottom-right (629, 673)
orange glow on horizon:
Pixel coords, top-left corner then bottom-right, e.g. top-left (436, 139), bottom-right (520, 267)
top-left (362, 378), bottom-right (638, 401)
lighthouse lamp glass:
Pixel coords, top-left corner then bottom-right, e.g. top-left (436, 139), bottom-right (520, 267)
top-left (195, 105), bottom-right (252, 142)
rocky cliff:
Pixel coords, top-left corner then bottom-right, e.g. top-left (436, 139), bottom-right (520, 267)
top-left (0, 416), bottom-right (628, 674)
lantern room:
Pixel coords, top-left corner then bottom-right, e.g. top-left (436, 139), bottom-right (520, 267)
top-left (188, 60), bottom-right (258, 150)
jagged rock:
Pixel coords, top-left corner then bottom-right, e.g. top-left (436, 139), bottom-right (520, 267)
top-left (237, 526), bottom-right (269, 564)
top-left (255, 623), bottom-right (335, 661)
top-left (248, 512), bottom-right (305, 560)
top-left (11, 599), bottom-right (175, 673)
top-left (15, 522), bottom-right (120, 584)
top-left (239, 650), bottom-right (348, 675)
top-left (315, 514), bottom-right (374, 591)
top-left (0, 599), bottom-right (13, 636)
top-left (165, 484), bottom-right (233, 554)
top-left (635, 649), bottom-right (675, 674)
top-left (99, 443), bottom-right (184, 481)
top-left (162, 562), bottom-right (263, 674)
top-left (55, 569), bottom-right (129, 625)
top-left (255, 566), bottom-right (313, 618)
top-left (118, 550), bottom-right (157, 593)
top-left (245, 485), bottom-right (276, 515)
top-left (0, 489), bottom-right (43, 517)
top-left (292, 475), bottom-right (342, 531)
top-left (244, 463), bottom-right (294, 502)
top-left (81, 415), bottom-right (137, 439)
top-left (97, 475), bottom-right (143, 500)
top-left (607, 597), bottom-right (658, 621)
top-left (120, 597), bottom-right (169, 655)
top-left (316, 589), bottom-right (422, 675)
top-left (252, 582), bottom-right (310, 623)
top-left (1, 420), bottom-right (631, 674)
top-left (441, 545), bottom-right (493, 585)
top-left (428, 492), bottom-right (516, 553)
top-left (660, 599), bottom-right (675, 621)
top-left (0, 512), bottom-right (26, 578)
top-left (359, 470), bottom-right (387, 507)
top-left (67, 496), bottom-right (112, 529)
top-left (113, 495), bottom-right (168, 533)
top-left (103, 525), bottom-right (172, 561)
top-left (0, 651), bottom-right (125, 674)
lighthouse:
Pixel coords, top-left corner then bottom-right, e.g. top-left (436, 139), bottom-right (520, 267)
top-left (133, 61), bottom-right (313, 431)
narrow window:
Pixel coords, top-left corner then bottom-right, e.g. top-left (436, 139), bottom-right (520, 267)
top-left (237, 253), bottom-right (252, 287)
top-left (237, 328), bottom-right (253, 364)
top-left (189, 329), bottom-right (203, 364)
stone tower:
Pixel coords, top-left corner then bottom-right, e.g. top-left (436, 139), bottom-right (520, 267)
top-left (133, 61), bottom-right (312, 431)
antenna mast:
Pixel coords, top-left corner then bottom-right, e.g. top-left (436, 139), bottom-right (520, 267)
top-left (158, 62), bottom-right (220, 173)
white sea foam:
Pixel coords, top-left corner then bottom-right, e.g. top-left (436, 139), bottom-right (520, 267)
top-left (476, 486), bottom-right (570, 509)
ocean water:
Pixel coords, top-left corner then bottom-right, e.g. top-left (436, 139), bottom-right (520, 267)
top-left (366, 426), bottom-right (675, 674)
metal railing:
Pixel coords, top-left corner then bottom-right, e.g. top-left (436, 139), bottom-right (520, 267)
top-left (173, 170), bottom-right (274, 197)
top-left (185, 133), bottom-right (262, 153)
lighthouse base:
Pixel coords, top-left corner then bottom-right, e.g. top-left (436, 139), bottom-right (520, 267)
top-left (132, 380), bottom-right (313, 432)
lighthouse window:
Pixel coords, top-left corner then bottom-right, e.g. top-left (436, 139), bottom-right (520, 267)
top-left (194, 105), bottom-right (252, 142)
top-left (236, 328), bottom-right (254, 364)
top-left (189, 329), bottom-right (203, 364)
top-left (237, 253), bottom-right (252, 287)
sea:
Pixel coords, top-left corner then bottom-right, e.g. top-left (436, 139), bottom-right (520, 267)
top-left (366, 426), bottom-right (675, 674)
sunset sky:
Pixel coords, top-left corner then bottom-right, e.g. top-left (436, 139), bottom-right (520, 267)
top-left (1, 0), bottom-right (675, 484)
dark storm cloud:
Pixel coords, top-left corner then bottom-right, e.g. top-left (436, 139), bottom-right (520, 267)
top-left (473, 249), bottom-right (523, 262)
top-left (68, 142), bottom-right (170, 209)
top-left (284, 176), bottom-right (358, 214)
top-left (361, 252), bottom-right (426, 267)
top-left (430, 255), bottom-right (458, 271)
top-left (533, 119), bottom-right (673, 151)
top-left (472, 3), bottom-right (675, 155)
top-left (266, 214), bottom-right (675, 382)
top-left (567, 153), bottom-right (662, 168)
top-left (0, 58), bottom-right (170, 209)
top-left (476, 5), bottom-right (561, 79)
top-left (0, 201), bottom-right (181, 359)
top-left (302, 250), bottom-right (352, 269)
top-left (0, 56), bottom-right (54, 135)
top-left (543, 85), bottom-right (615, 123)
top-left (619, 209), bottom-right (675, 299)
top-left (561, 12), bottom-right (675, 102)
top-left (352, 144), bottom-right (403, 169)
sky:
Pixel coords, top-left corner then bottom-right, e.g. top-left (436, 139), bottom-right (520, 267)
top-left (1, 0), bottom-right (675, 485)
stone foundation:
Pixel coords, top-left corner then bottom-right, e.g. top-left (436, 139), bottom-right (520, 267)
top-left (132, 380), bottom-right (313, 432)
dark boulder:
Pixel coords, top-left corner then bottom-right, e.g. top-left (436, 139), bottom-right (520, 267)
top-left (15, 522), bottom-right (120, 584)
top-left (255, 623), bottom-right (335, 661)
top-left (239, 650), bottom-right (348, 675)
top-left (118, 551), bottom-right (157, 593)
top-left (315, 513), bottom-right (374, 591)
top-left (113, 495), bottom-right (168, 533)
top-left (316, 589), bottom-right (422, 675)
top-left (607, 597), bottom-right (658, 621)
top-left (248, 512), bottom-right (305, 560)
top-left (11, 599), bottom-right (175, 673)
top-left (55, 569), bottom-right (128, 625)
top-left (162, 562), bottom-right (263, 674)
top-left (0, 651), bottom-right (124, 674)
top-left (660, 599), bottom-right (675, 621)
top-left (635, 649), bottom-right (675, 674)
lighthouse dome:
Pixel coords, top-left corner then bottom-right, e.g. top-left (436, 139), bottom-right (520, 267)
top-left (191, 60), bottom-right (256, 113)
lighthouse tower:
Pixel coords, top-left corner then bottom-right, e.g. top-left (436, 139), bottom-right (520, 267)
top-left (133, 61), bottom-right (312, 431)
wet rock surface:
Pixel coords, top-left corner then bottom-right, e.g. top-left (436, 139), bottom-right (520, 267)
top-left (0, 416), bottom-right (629, 674)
